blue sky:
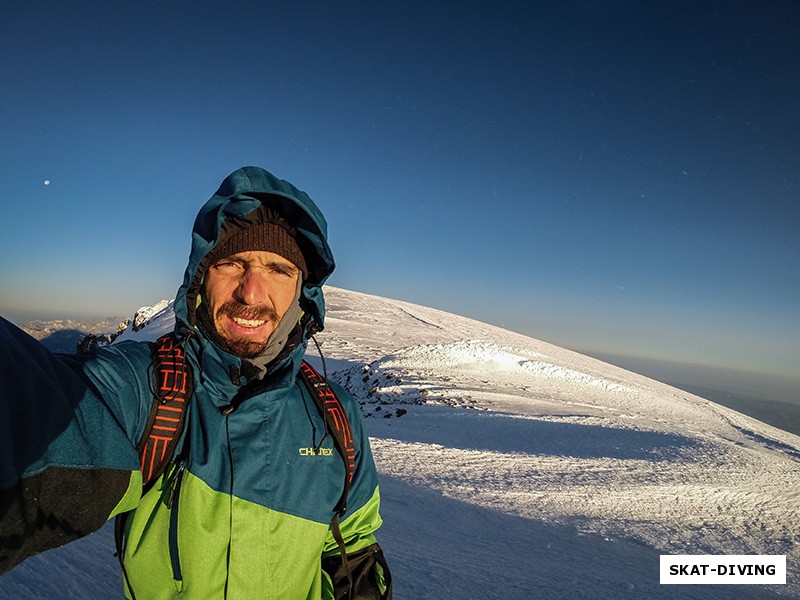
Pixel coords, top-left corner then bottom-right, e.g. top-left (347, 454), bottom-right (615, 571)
top-left (1, 1), bottom-right (798, 385)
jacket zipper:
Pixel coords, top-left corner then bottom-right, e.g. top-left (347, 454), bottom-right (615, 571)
top-left (167, 461), bottom-right (187, 590)
top-left (223, 413), bottom-right (235, 599)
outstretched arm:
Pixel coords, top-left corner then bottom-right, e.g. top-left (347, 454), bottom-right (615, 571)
top-left (0, 317), bottom-right (141, 575)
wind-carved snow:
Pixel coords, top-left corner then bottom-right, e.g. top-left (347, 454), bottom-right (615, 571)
top-left (2, 287), bottom-right (798, 599)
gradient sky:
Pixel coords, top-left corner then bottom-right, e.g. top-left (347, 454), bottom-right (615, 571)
top-left (1, 1), bottom-right (798, 384)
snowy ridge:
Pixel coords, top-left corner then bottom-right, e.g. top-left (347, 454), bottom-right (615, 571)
top-left (113, 300), bottom-right (175, 343)
top-left (1, 287), bottom-right (798, 599)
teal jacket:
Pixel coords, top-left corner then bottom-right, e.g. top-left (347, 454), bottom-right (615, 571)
top-left (0, 167), bottom-right (388, 599)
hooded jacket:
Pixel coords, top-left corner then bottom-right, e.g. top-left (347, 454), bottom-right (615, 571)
top-left (0, 167), bottom-right (388, 599)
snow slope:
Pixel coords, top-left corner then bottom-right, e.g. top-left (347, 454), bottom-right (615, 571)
top-left (1, 287), bottom-right (798, 599)
top-left (319, 287), bottom-right (800, 599)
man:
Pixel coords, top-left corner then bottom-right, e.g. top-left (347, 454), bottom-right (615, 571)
top-left (0, 167), bottom-right (391, 599)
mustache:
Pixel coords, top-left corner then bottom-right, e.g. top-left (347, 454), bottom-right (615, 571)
top-left (216, 301), bottom-right (279, 323)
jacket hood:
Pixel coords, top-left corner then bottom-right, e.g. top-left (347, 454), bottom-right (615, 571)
top-left (174, 166), bottom-right (335, 338)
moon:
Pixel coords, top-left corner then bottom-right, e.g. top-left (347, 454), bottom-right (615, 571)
top-left (44, 180), bottom-right (50, 186)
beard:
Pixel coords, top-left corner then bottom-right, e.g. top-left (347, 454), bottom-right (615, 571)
top-left (213, 301), bottom-right (280, 359)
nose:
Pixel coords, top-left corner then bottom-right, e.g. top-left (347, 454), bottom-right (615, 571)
top-left (233, 267), bottom-right (268, 306)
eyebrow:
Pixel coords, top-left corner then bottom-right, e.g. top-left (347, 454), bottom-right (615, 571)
top-left (263, 259), bottom-right (299, 273)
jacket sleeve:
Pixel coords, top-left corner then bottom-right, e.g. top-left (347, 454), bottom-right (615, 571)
top-left (0, 317), bottom-right (143, 575)
top-left (320, 381), bottom-right (392, 600)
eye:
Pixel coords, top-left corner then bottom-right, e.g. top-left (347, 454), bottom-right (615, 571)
top-left (213, 260), bottom-right (243, 273)
top-left (261, 261), bottom-right (298, 278)
top-left (272, 266), bottom-right (295, 277)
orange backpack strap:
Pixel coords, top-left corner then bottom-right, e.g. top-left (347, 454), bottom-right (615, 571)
top-left (138, 333), bottom-right (193, 490)
top-left (299, 360), bottom-right (355, 514)
top-left (116, 333), bottom-right (193, 599)
top-left (299, 359), bottom-right (358, 590)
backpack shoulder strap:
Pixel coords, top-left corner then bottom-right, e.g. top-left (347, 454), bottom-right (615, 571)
top-left (299, 359), bottom-right (360, 591)
top-left (116, 332), bottom-right (193, 598)
top-left (138, 332), bottom-right (193, 490)
top-left (299, 360), bottom-right (355, 515)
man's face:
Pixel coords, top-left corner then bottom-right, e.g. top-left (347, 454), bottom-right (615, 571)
top-left (203, 250), bottom-right (301, 358)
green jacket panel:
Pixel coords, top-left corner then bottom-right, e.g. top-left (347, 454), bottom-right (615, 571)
top-left (122, 470), bottom-right (382, 599)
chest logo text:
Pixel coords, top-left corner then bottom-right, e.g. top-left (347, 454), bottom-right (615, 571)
top-left (299, 447), bottom-right (333, 457)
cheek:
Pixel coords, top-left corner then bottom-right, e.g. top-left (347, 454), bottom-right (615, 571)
top-left (273, 279), bottom-right (300, 313)
top-left (204, 279), bottom-right (234, 313)
top-left (273, 290), bottom-right (295, 314)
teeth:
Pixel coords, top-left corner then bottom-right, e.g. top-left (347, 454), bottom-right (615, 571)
top-left (232, 316), bottom-right (266, 328)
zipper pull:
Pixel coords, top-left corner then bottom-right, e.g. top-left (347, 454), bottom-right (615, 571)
top-left (166, 462), bottom-right (186, 509)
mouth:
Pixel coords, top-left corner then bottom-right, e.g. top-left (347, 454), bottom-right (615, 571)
top-left (212, 302), bottom-right (280, 349)
top-left (224, 314), bottom-right (273, 338)
top-left (231, 316), bottom-right (268, 328)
